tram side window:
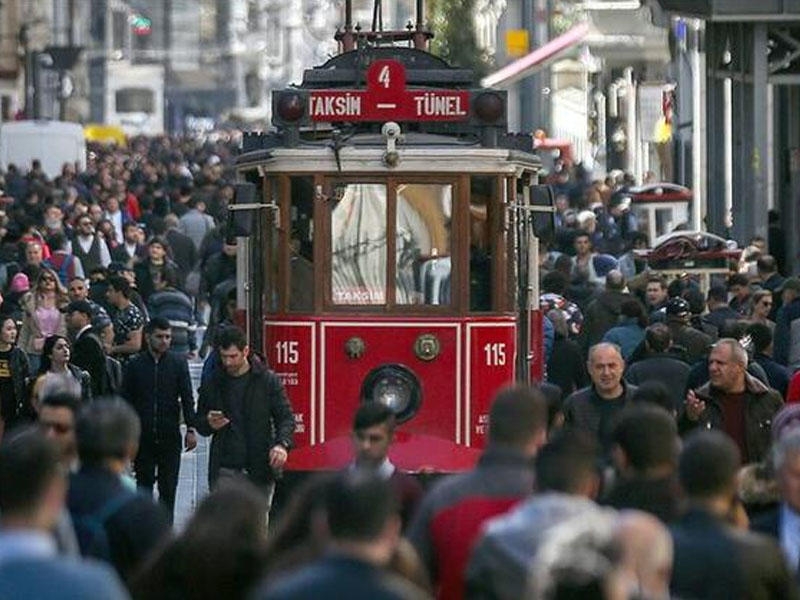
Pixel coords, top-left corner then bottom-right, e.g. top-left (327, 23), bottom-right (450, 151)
top-left (470, 177), bottom-right (494, 312)
top-left (331, 183), bottom-right (387, 305)
top-left (395, 184), bottom-right (452, 305)
top-left (289, 177), bottom-right (315, 312)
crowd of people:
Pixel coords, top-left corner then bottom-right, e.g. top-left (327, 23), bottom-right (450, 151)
top-left (3, 143), bottom-right (800, 599)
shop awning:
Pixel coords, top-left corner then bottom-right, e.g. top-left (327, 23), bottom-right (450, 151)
top-left (481, 23), bottom-right (590, 89)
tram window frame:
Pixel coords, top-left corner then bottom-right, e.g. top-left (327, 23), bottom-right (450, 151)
top-left (469, 175), bottom-right (510, 314)
top-left (319, 176), bottom-right (463, 314)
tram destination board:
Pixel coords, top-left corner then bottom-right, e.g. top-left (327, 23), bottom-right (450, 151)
top-left (308, 59), bottom-right (470, 123)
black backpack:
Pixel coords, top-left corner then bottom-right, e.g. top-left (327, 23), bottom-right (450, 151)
top-left (73, 491), bottom-right (137, 562)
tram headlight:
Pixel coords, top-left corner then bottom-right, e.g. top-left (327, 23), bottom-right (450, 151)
top-left (473, 91), bottom-right (505, 124)
top-left (361, 364), bottom-right (421, 424)
top-left (276, 92), bottom-right (306, 122)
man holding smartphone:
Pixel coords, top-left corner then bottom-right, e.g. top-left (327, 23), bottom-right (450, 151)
top-left (196, 325), bottom-right (295, 512)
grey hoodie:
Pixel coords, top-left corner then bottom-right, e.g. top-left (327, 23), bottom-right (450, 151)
top-left (464, 493), bottom-right (598, 600)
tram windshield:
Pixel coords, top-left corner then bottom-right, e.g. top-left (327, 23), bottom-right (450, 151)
top-left (330, 182), bottom-right (453, 307)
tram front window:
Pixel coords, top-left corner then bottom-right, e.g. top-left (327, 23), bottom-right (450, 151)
top-left (331, 183), bottom-right (387, 305)
top-left (396, 184), bottom-right (452, 305)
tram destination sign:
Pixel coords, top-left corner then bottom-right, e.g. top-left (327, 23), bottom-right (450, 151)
top-left (308, 59), bottom-right (470, 123)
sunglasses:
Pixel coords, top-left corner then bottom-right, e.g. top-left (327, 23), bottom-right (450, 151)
top-left (41, 277), bottom-right (56, 283)
top-left (40, 421), bottom-right (73, 434)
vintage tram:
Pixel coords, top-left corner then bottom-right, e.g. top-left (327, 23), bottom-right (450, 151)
top-left (230, 1), bottom-right (554, 475)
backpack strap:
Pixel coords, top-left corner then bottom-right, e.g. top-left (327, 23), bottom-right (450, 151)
top-left (92, 490), bottom-right (138, 524)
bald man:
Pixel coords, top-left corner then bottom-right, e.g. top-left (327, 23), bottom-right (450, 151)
top-left (615, 510), bottom-right (673, 599)
top-left (563, 343), bottom-right (637, 456)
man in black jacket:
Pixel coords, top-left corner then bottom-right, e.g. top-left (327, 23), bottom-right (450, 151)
top-left (670, 430), bottom-right (797, 599)
top-left (196, 325), bottom-right (295, 513)
top-left (66, 300), bottom-right (108, 397)
top-left (121, 317), bottom-right (197, 521)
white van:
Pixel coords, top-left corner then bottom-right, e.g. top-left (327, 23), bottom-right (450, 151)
top-left (0, 120), bottom-right (87, 179)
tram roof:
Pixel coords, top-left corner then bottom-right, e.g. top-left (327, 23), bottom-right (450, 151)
top-left (235, 132), bottom-right (542, 175)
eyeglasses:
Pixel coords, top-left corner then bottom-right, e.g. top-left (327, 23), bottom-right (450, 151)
top-left (40, 421), bottom-right (73, 435)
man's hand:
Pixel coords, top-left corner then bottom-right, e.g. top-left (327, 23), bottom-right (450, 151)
top-left (207, 411), bottom-right (230, 431)
top-left (184, 430), bottom-right (197, 451)
top-left (685, 389), bottom-right (706, 422)
top-left (269, 445), bottom-right (288, 469)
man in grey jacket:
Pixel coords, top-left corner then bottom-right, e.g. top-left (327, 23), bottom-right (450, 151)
top-left (464, 430), bottom-right (600, 600)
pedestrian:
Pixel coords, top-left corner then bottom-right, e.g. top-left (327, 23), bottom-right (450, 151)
top-left (18, 267), bottom-right (69, 373)
top-left (71, 215), bottom-right (112, 275)
top-left (349, 403), bottom-right (423, 531)
top-left (122, 317), bottom-right (197, 520)
top-left (254, 471), bottom-right (428, 600)
top-left (670, 430), bottom-right (797, 599)
top-left (105, 274), bottom-right (145, 365)
top-left (601, 297), bottom-right (647, 360)
top-left (132, 481), bottom-right (270, 600)
top-left (407, 385), bottom-right (547, 600)
top-left (68, 398), bottom-right (171, 584)
top-left (65, 299), bottom-right (108, 397)
top-left (196, 325), bottom-right (295, 513)
top-left (624, 323), bottom-right (691, 411)
top-left (545, 309), bottom-right (588, 399)
top-left (0, 315), bottom-right (32, 440)
top-left (582, 269), bottom-right (629, 350)
top-left (749, 289), bottom-right (776, 333)
top-left (465, 430), bottom-right (600, 600)
top-left (563, 342), bottom-right (637, 455)
top-left (602, 404), bottom-right (681, 522)
top-left (774, 277), bottom-right (800, 371)
top-left (0, 428), bottom-right (128, 599)
top-left (704, 285), bottom-right (743, 333)
top-left (681, 339), bottom-right (783, 464)
top-left (748, 322), bottom-right (790, 398)
top-left (31, 335), bottom-right (92, 407)
top-left (664, 296), bottom-right (712, 365)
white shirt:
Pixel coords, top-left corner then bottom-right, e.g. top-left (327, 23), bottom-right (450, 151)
top-left (77, 234), bottom-right (112, 267)
top-left (779, 503), bottom-right (800, 572)
top-left (349, 457), bottom-right (396, 480)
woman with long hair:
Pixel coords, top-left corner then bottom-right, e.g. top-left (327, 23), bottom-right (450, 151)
top-left (17, 267), bottom-right (69, 373)
top-left (31, 334), bottom-right (92, 410)
top-left (0, 315), bottom-right (32, 440)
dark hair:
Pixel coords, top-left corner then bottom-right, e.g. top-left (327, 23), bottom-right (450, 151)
top-left (76, 397), bottom-right (141, 466)
top-left (727, 274), bottom-right (749, 289)
top-left (707, 285), bottom-right (728, 303)
top-left (746, 322), bottom-right (773, 354)
top-left (646, 276), bottom-right (667, 289)
top-left (620, 299), bottom-right (647, 328)
top-left (542, 271), bottom-right (569, 295)
top-left (631, 381), bottom-right (675, 414)
top-left (107, 274), bottom-right (131, 298)
top-left (644, 323), bottom-right (671, 353)
top-left (535, 430), bottom-right (598, 493)
top-left (679, 430), bottom-right (740, 500)
top-left (48, 231), bottom-right (68, 251)
top-left (145, 316), bottom-right (172, 334)
top-left (488, 385), bottom-right (548, 447)
top-left (325, 471), bottom-right (398, 542)
top-left (39, 334), bottom-right (70, 374)
top-left (133, 481), bottom-right (270, 600)
top-left (756, 255), bottom-right (777, 274)
top-left (667, 277), bottom-right (688, 299)
top-left (682, 287), bottom-right (706, 315)
top-left (0, 427), bottom-right (62, 516)
top-left (612, 405), bottom-right (678, 471)
top-left (353, 402), bottom-right (396, 433)
top-left (719, 320), bottom-right (749, 340)
top-left (215, 325), bottom-right (247, 351)
top-left (573, 230), bottom-right (591, 242)
top-left (40, 390), bottom-right (81, 414)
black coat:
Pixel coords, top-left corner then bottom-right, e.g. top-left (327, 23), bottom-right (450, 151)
top-left (71, 328), bottom-right (108, 397)
top-left (670, 508), bottom-right (798, 600)
top-left (624, 353), bottom-right (691, 410)
top-left (196, 360), bottom-right (295, 487)
top-left (122, 350), bottom-right (196, 445)
top-left (547, 336), bottom-right (588, 398)
top-left (68, 466), bottom-right (170, 584)
top-left (166, 228), bottom-right (197, 274)
top-left (3, 347), bottom-right (32, 424)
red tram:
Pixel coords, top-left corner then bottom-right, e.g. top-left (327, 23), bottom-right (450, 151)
top-left (230, 2), bottom-right (554, 474)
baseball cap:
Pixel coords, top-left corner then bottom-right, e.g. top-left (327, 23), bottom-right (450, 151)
top-left (665, 297), bottom-right (690, 318)
top-left (65, 300), bottom-right (93, 316)
top-left (777, 277), bottom-right (800, 294)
